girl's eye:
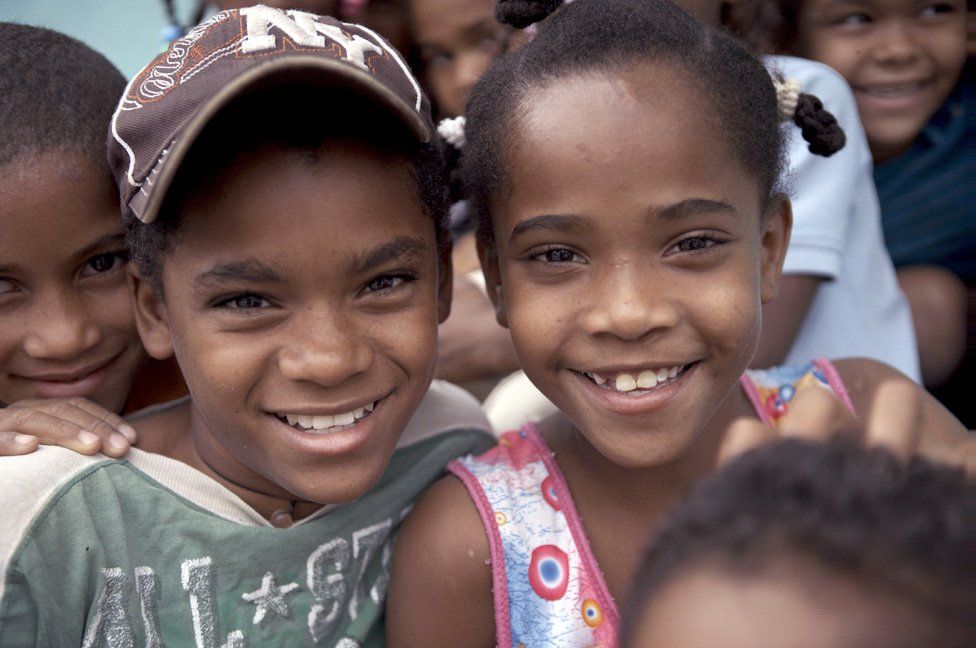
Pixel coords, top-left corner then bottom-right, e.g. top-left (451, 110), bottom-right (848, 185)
top-left (0, 278), bottom-right (15, 295)
top-left (80, 252), bottom-right (127, 277)
top-left (219, 294), bottom-right (272, 310)
top-left (670, 236), bottom-right (723, 254)
top-left (920, 3), bottom-right (954, 16)
top-left (534, 248), bottom-right (584, 264)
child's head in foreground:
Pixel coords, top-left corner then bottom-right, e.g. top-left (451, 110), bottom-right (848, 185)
top-left (462, 0), bottom-right (841, 467)
top-left (0, 24), bottom-right (145, 411)
top-left (773, 0), bottom-right (969, 162)
top-left (110, 7), bottom-right (451, 505)
top-left (623, 437), bottom-right (972, 647)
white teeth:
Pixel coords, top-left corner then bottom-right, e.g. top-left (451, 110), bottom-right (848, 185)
top-left (615, 373), bottom-right (637, 392)
top-left (656, 368), bottom-right (668, 382)
top-left (277, 400), bottom-right (377, 432)
top-left (592, 372), bottom-right (606, 386)
top-left (669, 366), bottom-right (678, 378)
top-left (312, 414), bottom-right (334, 429)
top-left (637, 370), bottom-right (658, 389)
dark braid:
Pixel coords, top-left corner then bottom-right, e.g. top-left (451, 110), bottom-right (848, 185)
top-left (464, 0), bottom-right (789, 244)
top-left (794, 92), bottom-right (846, 156)
top-left (495, 0), bottom-right (562, 27)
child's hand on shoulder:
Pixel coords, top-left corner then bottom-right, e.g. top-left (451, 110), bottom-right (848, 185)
top-left (722, 358), bottom-right (973, 473)
top-left (0, 398), bottom-right (137, 458)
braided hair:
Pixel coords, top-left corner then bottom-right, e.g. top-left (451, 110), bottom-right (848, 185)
top-left (496, 0), bottom-right (844, 155)
top-left (463, 0), bottom-right (845, 243)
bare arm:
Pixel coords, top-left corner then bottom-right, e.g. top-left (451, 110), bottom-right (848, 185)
top-left (751, 275), bottom-right (823, 368)
top-left (387, 476), bottom-right (496, 648)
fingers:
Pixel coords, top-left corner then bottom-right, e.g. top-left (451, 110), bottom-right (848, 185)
top-left (863, 380), bottom-right (922, 462)
top-left (0, 399), bottom-right (133, 457)
top-left (777, 386), bottom-right (858, 441)
top-left (0, 431), bottom-right (40, 456)
top-left (718, 417), bottom-right (778, 466)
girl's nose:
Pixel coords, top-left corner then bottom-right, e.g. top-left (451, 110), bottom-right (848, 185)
top-left (871, 21), bottom-right (922, 66)
top-left (276, 313), bottom-right (374, 387)
top-left (23, 292), bottom-right (102, 361)
top-left (580, 267), bottom-right (680, 341)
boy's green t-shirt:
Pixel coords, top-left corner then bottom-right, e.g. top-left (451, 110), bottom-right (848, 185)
top-left (0, 381), bottom-right (494, 647)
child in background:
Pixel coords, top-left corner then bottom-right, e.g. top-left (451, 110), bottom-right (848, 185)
top-left (0, 8), bottom-right (491, 645)
top-left (386, 1), bottom-right (969, 645)
top-left (0, 24), bottom-right (185, 457)
top-left (773, 0), bottom-right (971, 389)
top-left (407, 0), bottom-right (524, 394)
top-left (623, 438), bottom-right (971, 648)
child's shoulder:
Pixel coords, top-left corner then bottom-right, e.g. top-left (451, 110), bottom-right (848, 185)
top-left (765, 55), bottom-right (853, 98)
top-left (397, 379), bottom-right (493, 449)
top-left (387, 474), bottom-right (495, 646)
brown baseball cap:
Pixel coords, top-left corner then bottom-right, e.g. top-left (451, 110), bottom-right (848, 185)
top-left (108, 5), bottom-right (434, 224)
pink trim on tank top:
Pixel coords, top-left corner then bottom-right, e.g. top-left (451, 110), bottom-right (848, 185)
top-left (813, 358), bottom-right (857, 416)
top-left (523, 423), bottom-right (622, 632)
top-left (447, 461), bottom-right (513, 648)
top-left (738, 372), bottom-right (773, 426)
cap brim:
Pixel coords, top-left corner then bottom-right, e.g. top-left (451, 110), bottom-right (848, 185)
top-left (137, 56), bottom-right (429, 224)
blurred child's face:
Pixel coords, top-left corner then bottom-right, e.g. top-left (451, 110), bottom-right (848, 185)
top-left (797, 0), bottom-right (967, 162)
top-left (136, 142), bottom-right (449, 505)
top-left (0, 152), bottom-right (146, 410)
top-left (630, 558), bottom-right (941, 648)
top-left (411, 0), bottom-right (508, 117)
top-left (480, 65), bottom-right (789, 468)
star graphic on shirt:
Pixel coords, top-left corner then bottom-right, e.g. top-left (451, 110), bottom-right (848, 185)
top-left (241, 572), bottom-right (300, 625)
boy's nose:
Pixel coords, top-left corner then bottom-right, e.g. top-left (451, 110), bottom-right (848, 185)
top-left (580, 266), bottom-right (680, 341)
top-left (872, 22), bottom-right (922, 65)
top-left (22, 293), bottom-right (102, 361)
top-left (277, 315), bottom-right (374, 387)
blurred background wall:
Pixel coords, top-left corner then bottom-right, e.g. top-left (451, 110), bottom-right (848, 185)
top-left (0, 0), bottom-right (200, 78)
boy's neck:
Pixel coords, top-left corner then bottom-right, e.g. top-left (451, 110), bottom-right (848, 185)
top-left (134, 400), bottom-right (325, 526)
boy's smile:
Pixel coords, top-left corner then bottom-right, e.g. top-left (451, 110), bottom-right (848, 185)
top-left (481, 65), bottom-right (789, 468)
top-left (797, 0), bottom-right (967, 162)
top-left (136, 140), bottom-right (448, 507)
top-left (0, 153), bottom-right (147, 410)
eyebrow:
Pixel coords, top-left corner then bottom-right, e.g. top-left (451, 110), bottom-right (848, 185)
top-left (350, 236), bottom-right (430, 274)
top-left (509, 214), bottom-right (584, 244)
top-left (651, 198), bottom-right (738, 221)
top-left (195, 259), bottom-right (284, 288)
top-left (75, 233), bottom-right (127, 262)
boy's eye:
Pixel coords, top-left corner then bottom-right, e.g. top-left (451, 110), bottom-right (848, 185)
top-left (533, 248), bottom-right (585, 264)
top-left (0, 278), bottom-right (15, 295)
top-left (363, 274), bottom-right (413, 295)
top-left (839, 12), bottom-right (871, 25)
top-left (80, 252), bottom-right (128, 277)
top-left (218, 294), bottom-right (272, 310)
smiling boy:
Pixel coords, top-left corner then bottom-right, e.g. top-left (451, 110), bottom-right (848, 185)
top-left (0, 7), bottom-right (491, 646)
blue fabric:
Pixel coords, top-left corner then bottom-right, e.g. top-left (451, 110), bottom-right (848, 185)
top-left (874, 73), bottom-right (975, 282)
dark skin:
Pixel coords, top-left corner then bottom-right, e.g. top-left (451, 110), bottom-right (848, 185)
top-left (387, 64), bottom-right (970, 647)
top-left (129, 141), bottom-right (451, 522)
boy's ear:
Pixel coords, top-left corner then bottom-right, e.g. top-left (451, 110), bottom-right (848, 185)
top-left (127, 267), bottom-right (175, 360)
top-left (437, 243), bottom-right (454, 325)
top-left (476, 236), bottom-right (509, 328)
top-left (760, 195), bottom-right (792, 304)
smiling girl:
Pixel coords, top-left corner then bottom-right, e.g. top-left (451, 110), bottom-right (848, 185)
top-left (386, 1), bottom-right (969, 645)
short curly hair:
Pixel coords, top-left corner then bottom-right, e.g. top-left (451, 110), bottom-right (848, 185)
top-left (0, 23), bottom-right (125, 167)
top-left (124, 83), bottom-right (450, 295)
top-left (622, 438), bottom-right (973, 647)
